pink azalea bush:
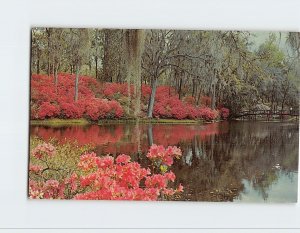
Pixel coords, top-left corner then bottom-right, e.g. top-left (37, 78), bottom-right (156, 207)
top-left (29, 142), bottom-right (183, 200)
top-left (31, 74), bottom-right (229, 121)
top-left (146, 144), bottom-right (182, 166)
top-left (31, 74), bottom-right (124, 120)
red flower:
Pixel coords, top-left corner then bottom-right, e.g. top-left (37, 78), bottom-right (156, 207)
top-left (116, 154), bottom-right (131, 164)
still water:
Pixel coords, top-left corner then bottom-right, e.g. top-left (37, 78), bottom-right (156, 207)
top-left (30, 121), bottom-right (299, 202)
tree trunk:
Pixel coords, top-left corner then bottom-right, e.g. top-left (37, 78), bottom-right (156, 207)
top-left (192, 79), bottom-right (196, 98)
top-left (46, 29), bottom-right (51, 76)
top-left (178, 77), bottom-right (183, 100)
top-left (124, 29), bottom-right (145, 118)
top-left (95, 56), bottom-right (98, 79)
top-left (54, 63), bottom-right (59, 88)
top-left (74, 64), bottom-right (79, 101)
top-left (147, 77), bottom-right (158, 118)
top-left (211, 83), bottom-right (216, 110)
top-left (36, 49), bottom-right (40, 74)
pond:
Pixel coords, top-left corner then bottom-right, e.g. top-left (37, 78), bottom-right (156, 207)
top-left (30, 121), bottom-right (299, 202)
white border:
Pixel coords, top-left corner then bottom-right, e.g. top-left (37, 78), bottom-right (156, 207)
top-left (0, 0), bottom-right (299, 230)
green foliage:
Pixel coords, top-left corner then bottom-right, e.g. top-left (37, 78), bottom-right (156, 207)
top-left (29, 137), bottom-right (93, 183)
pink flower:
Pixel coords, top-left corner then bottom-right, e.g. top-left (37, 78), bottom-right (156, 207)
top-left (146, 144), bottom-right (182, 167)
top-left (116, 154), bottom-right (131, 164)
top-left (96, 155), bottom-right (114, 168)
top-left (78, 152), bottom-right (98, 171)
top-left (177, 183), bottom-right (184, 192)
top-left (29, 164), bottom-right (44, 173)
top-left (164, 171), bottom-right (176, 182)
top-left (31, 143), bottom-right (56, 159)
top-left (163, 156), bottom-right (174, 166)
top-left (45, 179), bottom-right (59, 189)
top-left (163, 188), bottom-right (175, 196)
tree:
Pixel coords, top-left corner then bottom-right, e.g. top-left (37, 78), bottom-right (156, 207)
top-left (124, 29), bottom-right (145, 117)
top-left (66, 29), bottom-right (90, 101)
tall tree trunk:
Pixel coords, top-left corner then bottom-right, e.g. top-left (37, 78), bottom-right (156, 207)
top-left (54, 63), bottom-right (59, 88)
top-left (178, 77), bottom-right (183, 100)
top-left (211, 83), bottom-right (216, 110)
top-left (103, 29), bottom-right (110, 82)
top-left (74, 64), bottom-right (79, 101)
top-left (95, 56), bottom-right (98, 79)
top-left (124, 29), bottom-right (145, 118)
top-left (36, 49), bottom-right (40, 74)
top-left (147, 76), bottom-right (158, 118)
top-left (46, 29), bottom-right (51, 76)
top-left (192, 79), bottom-right (196, 98)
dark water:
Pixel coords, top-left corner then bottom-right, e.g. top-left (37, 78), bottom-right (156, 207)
top-left (30, 121), bottom-right (299, 202)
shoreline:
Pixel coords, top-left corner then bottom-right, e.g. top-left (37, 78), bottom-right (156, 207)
top-left (30, 117), bottom-right (298, 127)
top-left (30, 118), bottom-right (207, 126)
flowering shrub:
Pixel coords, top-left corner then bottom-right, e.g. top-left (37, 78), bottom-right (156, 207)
top-left (37, 102), bottom-right (60, 119)
top-left (31, 73), bottom-right (229, 121)
top-left (60, 102), bottom-right (81, 119)
top-left (31, 74), bottom-right (124, 120)
top-left (31, 142), bottom-right (56, 159)
top-left (198, 107), bottom-right (219, 121)
top-left (28, 141), bottom-right (183, 200)
top-left (220, 107), bottom-right (230, 119)
top-left (29, 164), bottom-right (44, 173)
top-left (85, 98), bottom-right (123, 120)
top-left (147, 144), bottom-right (182, 166)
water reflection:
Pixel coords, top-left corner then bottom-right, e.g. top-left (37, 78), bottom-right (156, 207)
top-left (30, 121), bottom-right (299, 202)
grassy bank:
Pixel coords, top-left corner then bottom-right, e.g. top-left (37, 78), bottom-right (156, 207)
top-left (97, 118), bottom-right (204, 125)
top-left (30, 118), bottom-right (90, 126)
top-left (30, 118), bottom-right (206, 126)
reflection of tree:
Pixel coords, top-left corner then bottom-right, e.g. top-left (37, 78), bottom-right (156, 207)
top-left (251, 170), bottom-right (278, 200)
top-left (171, 122), bottom-right (298, 201)
top-left (31, 121), bottom-right (298, 201)
top-left (147, 124), bottom-right (153, 146)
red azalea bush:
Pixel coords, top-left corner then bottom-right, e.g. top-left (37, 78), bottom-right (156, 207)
top-left (85, 98), bottom-right (124, 120)
top-left (198, 107), bottom-right (219, 121)
top-left (29, 142), bottom-right (183, 200)
top-left (146, 144), bottom-right (182, 166)
top-left (60, 102), bottom-right (81, 119)
top-left (31, 74), bottom-right (124, 120)
top-left (103, 82), bottom-right (129, 99)
top-left (37, 102), bottom-right (60, 119)
top-left (31, 73), bottom-right (228, 121)
top-left (220, 107), bottom-right (230, 119)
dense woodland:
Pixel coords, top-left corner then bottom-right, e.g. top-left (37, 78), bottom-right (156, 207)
top-left (30, 28), bottom-right (300, 120)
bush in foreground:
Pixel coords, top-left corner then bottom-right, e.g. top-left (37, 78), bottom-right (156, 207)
top-left (29, 139), bottom-right (183, 200)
